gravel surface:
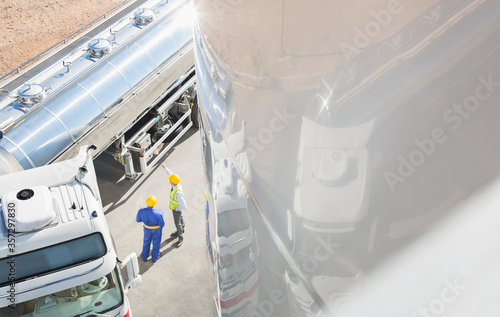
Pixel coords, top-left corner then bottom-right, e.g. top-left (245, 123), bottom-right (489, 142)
top-left (0, 0), bottom-right (124, 78)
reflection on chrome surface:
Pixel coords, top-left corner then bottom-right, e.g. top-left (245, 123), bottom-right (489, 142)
top-left (195, 0), bottom-right (500, 316)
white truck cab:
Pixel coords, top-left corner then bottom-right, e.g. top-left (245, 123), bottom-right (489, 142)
top-left (0, 146), bottom-right (141, 317)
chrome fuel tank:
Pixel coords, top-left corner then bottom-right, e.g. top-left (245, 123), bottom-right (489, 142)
top-left (195, 0), bottom-right (500, 316)
top-left (0, 0), bottom-right (195, 175)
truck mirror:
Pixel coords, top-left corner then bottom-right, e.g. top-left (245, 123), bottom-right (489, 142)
top-left (119, 252), bottom-right (142, 293)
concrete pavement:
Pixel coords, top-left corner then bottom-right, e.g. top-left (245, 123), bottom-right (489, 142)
top-left (94, 127), bottom-right (214, 317)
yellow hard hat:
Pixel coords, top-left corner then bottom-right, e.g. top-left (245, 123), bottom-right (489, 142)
top-left (146, 195), bottom-right (157, 207)
top-left (168, 174), bottom-right (180, 185)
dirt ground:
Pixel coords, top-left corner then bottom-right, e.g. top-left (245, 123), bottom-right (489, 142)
top-left (0, 0), bottom-right (125, 78)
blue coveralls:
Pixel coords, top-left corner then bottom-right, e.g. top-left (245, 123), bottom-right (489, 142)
top-left (136, 207), bottom-right (165, 261)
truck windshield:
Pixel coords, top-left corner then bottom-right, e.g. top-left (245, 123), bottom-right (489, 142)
top-left (0, 268), bottom-right (124, 316)
top-left (0, 232), bottom-right (106, 286)
top-left (218, 244), bottom-right (256, 290)
top-left (217, 208), bottom-right (250, 238)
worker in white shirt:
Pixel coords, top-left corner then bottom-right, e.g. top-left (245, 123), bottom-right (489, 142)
top-left (161, 163), bottom-right (186, 248)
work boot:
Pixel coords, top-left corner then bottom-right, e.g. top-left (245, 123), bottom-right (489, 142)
top-left (152, 252), bottom-right (162, 263)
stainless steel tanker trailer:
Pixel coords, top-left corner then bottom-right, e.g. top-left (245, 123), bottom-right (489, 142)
top-left (0, 0), bottom-right (197, 179)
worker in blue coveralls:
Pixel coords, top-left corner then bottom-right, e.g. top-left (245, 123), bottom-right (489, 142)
top-left (161, 163), bottom-right (186, 248)
top-left (136, 195), bottom-right (165, 262)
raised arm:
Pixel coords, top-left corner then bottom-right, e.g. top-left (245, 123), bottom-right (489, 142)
top-left (161, 163), bottom-right (173, 176)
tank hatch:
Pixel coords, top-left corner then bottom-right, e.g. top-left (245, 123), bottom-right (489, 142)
top-left (88, 38), bottom-right (112, 57)
top-left (17, 84), bottom-right (46, 105)
top-left (134, 8), bottom-right (155, 25)
top-left (2, 186), bottom-right (56, 232)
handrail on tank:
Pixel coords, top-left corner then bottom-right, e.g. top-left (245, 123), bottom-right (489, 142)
top-left (0, 0), bottom-right (131, 83)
